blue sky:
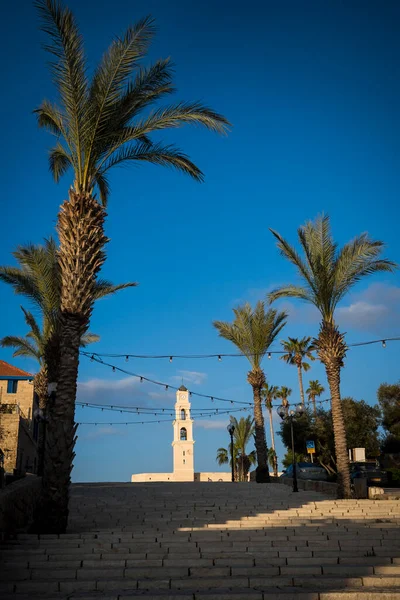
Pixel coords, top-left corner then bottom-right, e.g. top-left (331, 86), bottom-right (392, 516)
top-left (1, 0), bottom-right (399, 482)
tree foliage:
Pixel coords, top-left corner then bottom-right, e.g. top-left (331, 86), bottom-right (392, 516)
top-left (378, 382), bottom-right (400, 454)
top-left (278, 398), bottom-right (382, 473)
top-left (34, 0), bottom-right (230, 204)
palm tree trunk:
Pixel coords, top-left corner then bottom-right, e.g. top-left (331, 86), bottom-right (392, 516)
top-left (297, 364), bottom-right (305, 404)
top-left (40, 191), bottom-right (108, 533)
top-left (315, 322), bottom-right (351, 499)
top-left (33, 367), bottom-right (48, 477)
top-left (311, 395), bottom-right (317, 416)
top-left (267, 408), bottom-right (278, 477)
top-left (252, 385), bottom-right (270, 483)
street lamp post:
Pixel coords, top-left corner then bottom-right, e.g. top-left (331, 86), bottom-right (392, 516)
top-left (277, 404), bottom-right (304, 493)
top-left (227, 423), bottom-right (235, 482)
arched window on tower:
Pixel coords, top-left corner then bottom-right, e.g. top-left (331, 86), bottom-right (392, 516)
top-left (180, 408), bottom-right (186, 420)
top-left (180, 427), bottom-right (187, 441)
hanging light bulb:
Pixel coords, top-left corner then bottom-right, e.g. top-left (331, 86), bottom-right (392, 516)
top-left (125, 355), bottom-right (129, 362)
top-left (169, 356), bottom-right (173, 363)
top-left (218, 355), bottom-right (222, 362)
top-left (112, 366), bottom-right (116, 372)
top-left (165, 385), bottom-right (169, 391)
top-left (211, 396), bottom-right (214, 403)
top-left (90, 355), bottom-right (95, 362)
top-left (382, 340), bottom-right (386, 348)
top-left (140, 377), bottom-right (143, 383)
top-left (268, 353), bottom-right (272, 360)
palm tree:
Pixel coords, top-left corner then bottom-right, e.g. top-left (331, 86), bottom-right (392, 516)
top-left (269, 214), bottom-right (396, 498)
top-left (216, 416), bottom-right (256, 481)
top-left (267, 447), bottom-right (278, 475)
top-left (261, 383), bottom-right (279, 476)
top-left (0, 239), bottom-right (135, 478)
top-left (35, 0), bottom-right (229, 532)
top-left (232, 416), bottom-right (256, 482)
top-left (280, 337), bottom-right (315, 404)
top-left (277, 386), bottom-right (292, 417)
top-left (306, 380), bottom-right (325, 416)
top-left (213, 302), bottom-right (287, 482)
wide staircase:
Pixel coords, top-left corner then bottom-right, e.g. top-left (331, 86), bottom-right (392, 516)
top-left (1, 481), bottom-right (400, 599)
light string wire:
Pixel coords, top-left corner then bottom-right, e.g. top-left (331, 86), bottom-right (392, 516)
top-left (80, 353), bottom-right (252, 406)
top-left (81, 336), bottom-right (399, 362)
top-left (76, 405), bottom-right (251, 425)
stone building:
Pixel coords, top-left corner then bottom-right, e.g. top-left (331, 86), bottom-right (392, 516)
top-left (131, 385), bottom-right (231, 483)
top-left (0, 361), bottom-right (38, 475)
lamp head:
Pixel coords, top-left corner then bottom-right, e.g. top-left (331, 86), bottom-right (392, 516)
top-left (277, 406), bottom-right (286, 420)
top-left (296, 403), bottom-right (305, 416)
top-left (227, 423), bottom-right (235, 435)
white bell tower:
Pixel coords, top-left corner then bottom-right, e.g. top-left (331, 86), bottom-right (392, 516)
top-left (172, 385), bottom-right (194, 481)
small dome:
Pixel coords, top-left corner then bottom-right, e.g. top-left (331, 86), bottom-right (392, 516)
top-left (178, 384), bottom-right (188, 391)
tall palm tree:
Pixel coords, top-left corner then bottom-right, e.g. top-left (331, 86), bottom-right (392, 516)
top-left (280, 337), bottom-right (315, 404)
top-left (0, 239), bottom-right (135, 477)
top-left (35, 0), bottom-right (229, 532)
top-left (213, 302), bottom-right (287, 482)
top-left (269, 214), bottom-right (396, 498)
top-left (277, 386), bottom-right (292, 417)
top-left (261, 383), bottom-right (279, 476)
top-left (216, 416), bottom-right (256, 481)
top-left (306, 380), bottom-right (325, 416)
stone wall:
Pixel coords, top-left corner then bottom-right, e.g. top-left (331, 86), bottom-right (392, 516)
top-left (131, 473), bottom-right (174, 482)
top-left (0, 474), bottom-right (42, 535)
top-left (272, 475), bottom-right (338, 496)
top-left (194, 472), bottom-right (235, 482)
top-left (0, 413), bottom-right (37, 474)
top-left (0, 379), bottom-right (35, 418)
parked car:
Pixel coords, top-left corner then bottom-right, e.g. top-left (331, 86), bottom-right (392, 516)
top-left (281, 462), bottom-right (328, 481)
top-left (350, 462), bottom-right (388, 486)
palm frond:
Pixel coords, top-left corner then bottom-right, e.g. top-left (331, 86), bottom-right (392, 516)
top-left (98, 142), bottom-right (204, 181)
top-left (34, 99), bottom-right (67, 138)
top-left (0, 266), bottom-right (43, 308)
top-left (81, 332), bottom-right (100, 346)
top-left (268, 285), bottom-right (311, 305)
top-left (35, 0), bottom-right (89, 181)
top-left (49, 142), bottom-right (73, 181)
top-left (0, 335), bottom-right (41, 362)
top-left (213, 302), bottom-right (287, 370)
top-left (120, 101), bottom-right (230, 140)
top-left (269, 228), bottom-right (316, 294)
top-left (21, 307), bottom-right (43, 347)
top-left (85, 16), bottom-right (156, 180)
top-left (93, 280), bottom-right (138, 300)
top-left (95, 171), bottom-right (111, 207)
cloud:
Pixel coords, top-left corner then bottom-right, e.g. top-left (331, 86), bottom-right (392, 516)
top-left (171, 370), bottom-right (207, 386)
top-left (196, 420), bottom-right (229, 430)
top-left (263, 282), bottom-right (400, 335)
top-left (82, 426), bottom-right (124, 440)
top-left (336, 283), bottom-right (400, 333)
top-left (77, 376), bottom-right (172, 408)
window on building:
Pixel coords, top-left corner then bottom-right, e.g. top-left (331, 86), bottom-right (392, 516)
top-left (7, 380), bottom-right (18, 394)
top-left (183, 451), bottom-right (185, 456)
top-left (183, 459), bottom-right (186, 464)
top-left (180, 408), bottom-right (186, 420)
top-left (180, 427), bottom-right (187, 441)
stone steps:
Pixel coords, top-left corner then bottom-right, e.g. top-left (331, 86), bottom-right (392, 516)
top-left (1, 482), bottom-right (400, 598)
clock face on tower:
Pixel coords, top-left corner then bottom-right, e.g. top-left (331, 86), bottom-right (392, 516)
top-left (179, 393), bottom-right (186, 401)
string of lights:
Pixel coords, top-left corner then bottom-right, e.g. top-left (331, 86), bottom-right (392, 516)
top-left (76, 405), bottom-right (252, 426)
top-left (81, 336), bottom-right (399, 362)
top-left (76, 402), bottom-right (247, 417)
top-left (80, 354), bottom-right (252, 406)
top-left (76, 397), bottom-right (332, 415)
